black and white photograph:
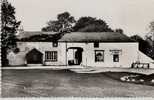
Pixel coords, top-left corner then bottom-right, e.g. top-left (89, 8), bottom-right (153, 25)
top-left (1, 0), bottom-right (154, 98)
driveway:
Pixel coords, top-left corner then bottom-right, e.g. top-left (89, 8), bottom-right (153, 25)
top-left (2, 69), bottom-right (154, 97)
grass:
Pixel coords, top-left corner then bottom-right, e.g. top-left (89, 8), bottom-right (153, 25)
top-left (104, 72), bottom-right (154, 86)
top-left (2, 69), bottom-right (154, 97)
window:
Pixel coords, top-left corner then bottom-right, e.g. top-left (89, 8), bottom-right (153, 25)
top-left (94, 42), bottom-right (99, 48)
top-left (113, 54), bottom-right (119, 62)
top-left (53, 42), bottom-right (58, 47)
top-left (109, 49), bottom-right (121, 62)
top-left (45, 51), bottom-right (57, 61)
top-left (95, 50), bottom-right (104, 62)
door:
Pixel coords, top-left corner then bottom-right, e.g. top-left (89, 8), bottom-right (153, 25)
top-left (75, 49), bottom-right (82, 65)
top-left (26, 49), bottom-right (43, 64)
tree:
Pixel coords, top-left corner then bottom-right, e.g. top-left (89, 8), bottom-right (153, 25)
top-left (115, 28), bottom-right (123, 34)
top-left (42, 21), bottom-right (61, 32)
top-left (131, 35), bottom-right (153, 59)
top-left (73, 16), bottom-right (113, 32)
top-left (149, 21), bottom-right (154, 32)
top-left (42, 12), bottom-right (76, 32)
top-left (145, 21), bottom-right (154, 59)
top-left (1, 0), bottom-right (21, 66)
top-left (145, 21), bottom-right (154, 43)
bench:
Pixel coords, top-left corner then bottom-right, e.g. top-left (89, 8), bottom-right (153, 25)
top-left (131, 63), bottom-right (150, 69)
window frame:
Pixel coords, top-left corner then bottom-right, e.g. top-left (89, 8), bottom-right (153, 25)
top-left (52, 41), bottom-right (58, 47)
top-left (109, 49), bottom-right (121, 62)
top-left (113, 54), bottom-right (119, 62)
top-left (95, 50), bottom-right (104, 62)
top-left (45, 51), bottom-right (58, 62)
top-left (94, 42), bottom-right (99, 48)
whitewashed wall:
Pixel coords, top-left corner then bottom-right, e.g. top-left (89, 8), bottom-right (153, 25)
top-left (67, 42), bottom-right (139, 68)
top-left (7, 42), bottom-right (67, 66)
top-left (7, 41), bottom-right (139, 68)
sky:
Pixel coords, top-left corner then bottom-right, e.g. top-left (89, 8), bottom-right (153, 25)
top-left (9, 0), bottom-right (154, 37)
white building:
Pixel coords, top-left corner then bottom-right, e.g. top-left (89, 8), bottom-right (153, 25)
top-left (7, 32), bottom-right (154, 68)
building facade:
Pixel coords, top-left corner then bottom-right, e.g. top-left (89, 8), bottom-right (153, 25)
top-left (8, 41), bottom-right (138, 68)
top-left (7, 32), bottom-right (145, 68)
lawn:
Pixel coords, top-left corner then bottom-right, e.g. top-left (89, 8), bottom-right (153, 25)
top-left (2, 69), bottom-right (154, 97)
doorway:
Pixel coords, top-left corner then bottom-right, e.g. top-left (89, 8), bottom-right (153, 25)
top-left (26, 48), bottom-right (43, 64)
top-left (67, 47), bottom-right (83, 65)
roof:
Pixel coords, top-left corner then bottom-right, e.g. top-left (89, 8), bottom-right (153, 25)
top-left (58, 32), bottom-right (135, 42)
top-left (17, 31), bottom-right (57, 39)
top-left (17, 31), bottom-right (135, 42)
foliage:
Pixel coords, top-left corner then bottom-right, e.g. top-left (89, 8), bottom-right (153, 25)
top-left (19, 33), bottom-right (64, 42)
top-left (42, 13), bottom-right (123, 33)
top-left (13, 48), bottom-right (20, 54)
top-left (144, 21), bottom-right (154, 59)
top-left (149, 21), bottom-right (154, 32)
top-left (42, 21), bottom-right (61, 32)
top-left (130, 35), bottom-right (154, 59)
top-left (1, 0), bottom-right (21, 66)
top-left (145, 21), bottom-right (154, 42)
top-left (73, 16), bottom-right (113, 32)
top-left (42, 12), bottom-right (75, 33)
top-left (115, 28), bottom-right (123, 34)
